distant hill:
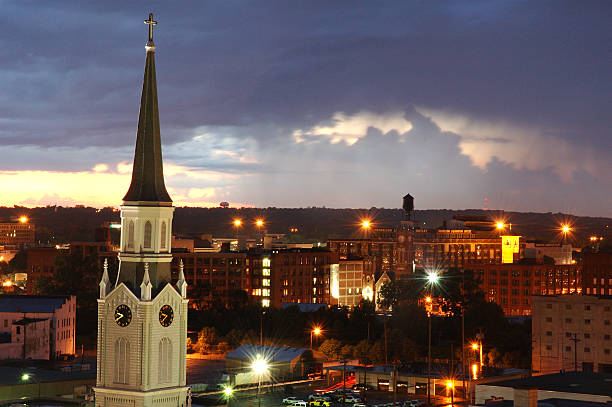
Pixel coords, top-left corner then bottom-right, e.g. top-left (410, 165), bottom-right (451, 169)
top-left (0, 206), bottom-right (609, 247)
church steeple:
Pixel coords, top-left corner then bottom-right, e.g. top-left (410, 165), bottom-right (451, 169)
top-left (123, 13), bottom-right (172, 205)
top-left (116, 13), bottom-right (175, 292)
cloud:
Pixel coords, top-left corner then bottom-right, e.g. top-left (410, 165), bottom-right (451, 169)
top-left (416, 107), bottom-right (611, 183)
top-left (292, 111), bottom-right (412, 145)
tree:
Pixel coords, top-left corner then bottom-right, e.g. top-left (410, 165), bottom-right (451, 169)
top-left (8, 249), bottom-right (27, 273)
top-left (318, 338), bottom-right (342, 360)
top-left (34, 248), bottom-right (100, 336)
top-left (377, 281), bottom-right (402, 310)
top-left (193, 327), bottom-right (219, 353)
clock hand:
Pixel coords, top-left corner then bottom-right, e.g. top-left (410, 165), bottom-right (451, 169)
top-left (162, 313), bottom-right (167, 322)
top-left (115, 312), bottom-right (123, 321)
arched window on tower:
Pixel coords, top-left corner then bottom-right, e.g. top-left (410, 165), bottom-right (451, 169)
top-left (144, 221), bottom-right (152, 249)
top-left (127, 221), bottom-right (135, 250)
top-left (114, 337), bottom-right (130, 384)
top-left (159, 337), bottom-right (172, 383)
top-left (161, 221), bottom-right (167, 250)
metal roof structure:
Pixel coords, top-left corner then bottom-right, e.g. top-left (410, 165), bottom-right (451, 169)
top-left (0, 296), bottom-right (71, 314)
top-left (226, 344), bottom-right (310, 363)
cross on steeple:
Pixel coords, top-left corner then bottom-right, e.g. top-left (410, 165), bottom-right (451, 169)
top-left (144, 13), bottom-right (157, 42)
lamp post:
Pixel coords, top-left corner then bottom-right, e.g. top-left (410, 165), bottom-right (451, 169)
top-left (446, 380), bottom-right (454, 406)
top-left (21, 373), bottom-right (40, 398)
top-left (361, 219), bottom-right (371, 239)
top-left (561, 224), bottom-right (572, 244)
top-left (251, 355), bottom-right (269, 407)
top-left (424, 271), bottom-right (439, 407)
top-left (425, 296), bottom-right (433, 406)
top-left (223, 386), bottom-right (233, 407)
top-left (310, 327), bottom-right (321, 350)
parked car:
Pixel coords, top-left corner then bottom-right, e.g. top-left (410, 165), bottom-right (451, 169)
top-left (291, 401), bottom-right (307, 407)
top-left (309, 400), bottom-right (332, 407)
top-left (283, 397), bottom-right (300, 404)
top-left (352, 383), bottom-right (375, 391)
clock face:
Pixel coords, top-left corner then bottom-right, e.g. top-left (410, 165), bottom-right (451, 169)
top-left (159, 304), bottom-right (174, 327)
top-left (114, 304), bottom-right (132, 327)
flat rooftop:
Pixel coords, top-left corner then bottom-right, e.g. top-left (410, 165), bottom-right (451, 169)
top-left (482, 372), bottom-right (612, 397)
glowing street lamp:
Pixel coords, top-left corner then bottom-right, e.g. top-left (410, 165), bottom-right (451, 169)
top-left (255, 219), bottom-right (264, 228)
top-left (310, 327), bottom-right (322, 350)
top-left (19, 216), bottom-right (28, 224)
top-left (472, 363), bottom-right (479, 380)
top-left (21, 373), bottom-right (30, 381)
top-left (233, 219), bottom-right (242, 228)
top-left (361, 220), bottom-right (371, 229)
top-left (426, 271), bottom-right (440, 285)
top-left (223, 386), bottom-right (234, 406)
top-left (560, 224), bottom-right (572, 244)
top-left (495, 222), bottom-right (505, 230)
top-left (446, 380), bottom-right (455, 405)
top-left (251, 355), bottom-right (269, 407)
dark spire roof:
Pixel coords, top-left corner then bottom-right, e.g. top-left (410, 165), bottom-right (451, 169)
top-left (123, 14), bottom-right (172, 205)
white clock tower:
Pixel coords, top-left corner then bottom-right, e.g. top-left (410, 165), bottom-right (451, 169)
top-left (94, 14), bottom-right (189, 407)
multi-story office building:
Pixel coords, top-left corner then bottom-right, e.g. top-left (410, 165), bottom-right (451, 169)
top-left (469, 262), bottom-right (581, 316)
top-left (271, 248), bottom-right (339, 308)
top-left (582, 253), bottom-right (612, 296)
top-left (328, 224), bottom-right (413, 281)
top-left (336, 259), bottom-right (367, 308)
top-left (170, 247), bottom-right (339, 309)
top-left (413, 229), bottom-right (520, 270)
top-left (171, 251), bottom-right (249, 309)
top-left (532, 295), bottom-right (612, 374)
top-left (0, 221), bottom-right (35, 247)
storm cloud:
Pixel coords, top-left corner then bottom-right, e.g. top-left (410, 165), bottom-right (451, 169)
top-left (0, 1), bottom-right (610, 215)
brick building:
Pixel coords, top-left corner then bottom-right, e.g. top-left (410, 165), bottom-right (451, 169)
top-left (0, 221), bottom-right (35, 247)
top-left (582, 253), bottom-right (612, 296)
top-left (413, 229), bottom-right (519, 270)
top-left (532, 295), bottom-right (612, 374)
top-left (0, 295), bottom-right (76, 359)
top-left (327, 223), bottom-right (413, 281)
top-left (468, 262), bottom-right (582, 316)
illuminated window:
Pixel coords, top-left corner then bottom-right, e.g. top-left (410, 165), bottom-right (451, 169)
top-left (263, 258), bottom-right (271, 267)
top-left (262, 299), bottom-right (270, 307)
top-left (262, 289), bottom-right (270, 297)
top-left (262, 279), bottom-right (270, 287)
top-left (262, 268), bottom-right (270, 276)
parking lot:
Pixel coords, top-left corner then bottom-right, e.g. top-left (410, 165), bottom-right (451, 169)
top-left (193, 381), bottom-right (439, 407)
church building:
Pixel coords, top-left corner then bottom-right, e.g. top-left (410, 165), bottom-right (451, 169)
top-left (94, 14), bottom-right (189, 407)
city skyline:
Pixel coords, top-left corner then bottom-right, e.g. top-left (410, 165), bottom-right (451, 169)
top-left (0, 2), bottom-right (610, 217)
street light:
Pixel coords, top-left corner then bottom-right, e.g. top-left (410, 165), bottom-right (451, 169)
top-left (21, 372), bottom-right (40, 397)
top-left (222, 386), bottom-right (233, 406)
top-left (495, 222), bottom-right (505, 230)
top-left (233, 219), bottom-right (242, 228)
top-left (311, 327), bottom-right (322, 350)
top-left (426, 271), bottom-right (439, 285)
top-left (251, 355), bottom-right (269, 407)
top-left (446, 380), bottom-right (454, 406)
top-left (425, 296), bottom-right (433, 406)
top-left (255, 219), bottom-right (264, 228)
top-left (19, 216), bottom-right (28, 223)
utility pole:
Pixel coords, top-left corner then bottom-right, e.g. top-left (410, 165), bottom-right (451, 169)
top-left (570, 333), bottom-right (581, 372)
top-left (392, 361), bottom-right (397, 406)
top-left (343, 360), bottom-right (347, 407)
top-left (427, 310), bottom-right (432, 406)
top-left (461, 272), bottom-right (466, 400)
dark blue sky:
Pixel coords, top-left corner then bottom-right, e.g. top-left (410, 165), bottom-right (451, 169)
top-left (0, 1), bottom-right (610, 216)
